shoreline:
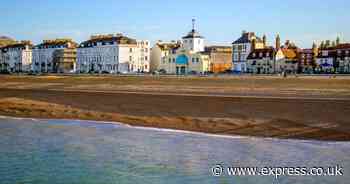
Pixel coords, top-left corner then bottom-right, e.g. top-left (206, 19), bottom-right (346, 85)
top-left (3, 115), bottom-right (349, 144)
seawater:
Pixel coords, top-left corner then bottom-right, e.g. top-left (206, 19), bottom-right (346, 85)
top-left (0, 117), bottom-right (349, 184)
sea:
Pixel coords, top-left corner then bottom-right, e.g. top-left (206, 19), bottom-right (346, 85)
top-left (0, 116), bottom-right (349, 184)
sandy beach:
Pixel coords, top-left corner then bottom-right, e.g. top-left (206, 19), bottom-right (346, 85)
top-left (0, 75), bottom-right (350, 141)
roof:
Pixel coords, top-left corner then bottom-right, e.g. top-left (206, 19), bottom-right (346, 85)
top-left (182, 29), bottom-right (204, 39)
top-left (0, 36), bottom-right (16, 47)
top-left (0, 36), bottom-right (13, 40)
top-left (281, 48), bottom-right (297, 59)
top-left (232, 32), bottom-right (262, 44)
top-left (332, 43), bottom-right (350, 50)
top-left (35, 39), bottom-right (77, 48)
top-left (204, 46), bottom-right (232, 53)
top-left (247, 47), bottom-right (275, 60)
top-left (156, 42), bottom-right (181, 51)
top-left (79, 34), bottom-right (137, 48)
top-left (1, 41), bottom-right (33, 50)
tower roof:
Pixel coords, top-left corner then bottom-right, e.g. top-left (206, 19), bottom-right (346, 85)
top-left (182, 19), bottom-right (204, 39)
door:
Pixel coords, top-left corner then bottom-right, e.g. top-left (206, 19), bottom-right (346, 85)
top-left (180, 66), bottom-right (186, 74)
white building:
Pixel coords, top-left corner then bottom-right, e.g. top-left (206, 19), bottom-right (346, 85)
top-left (132, 40), bottom-right (150, 73)
top-left (232, 31), bottom-right (265, 72)
top-left (181, 20), bottom-right (205, 53)
top-left (77, 34), bottom-right (150, 74)
top-left (32, 39), bottom-right (77, 73)
top-left (0, 41), bottom-right (33, 72)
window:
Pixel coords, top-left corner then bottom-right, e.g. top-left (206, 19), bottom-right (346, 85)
top-left (192, 58), bottom-right (195, 63)
top-left (129, 48), bottom-right (133, 52)
top-left (145, 56), bottom-right (148, 61)
top-left (129, 56), bottom-right (132, 61)
top-left (190, 40), bottom-right (192, 44)
top-left (196, 58), bottom-right (199, 63)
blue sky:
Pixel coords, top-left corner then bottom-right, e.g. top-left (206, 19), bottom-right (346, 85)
top-left (1, 0), bottom-right (349, 48)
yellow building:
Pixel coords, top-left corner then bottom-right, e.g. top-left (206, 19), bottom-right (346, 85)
top-left (205, 46), bottom-right (232, 73)
top-left (150, 41), bottom-right (181, 72)
top-left (52, 48), bottom-right (77, 73)
top-left (160, 48), bottom-right (210, 74)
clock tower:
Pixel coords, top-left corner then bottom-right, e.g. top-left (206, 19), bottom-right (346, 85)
top-left (182, 19), bottom-right (205, 52)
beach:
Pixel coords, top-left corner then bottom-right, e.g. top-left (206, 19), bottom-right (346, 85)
top-left (0, 75), bottom-right (350, 141)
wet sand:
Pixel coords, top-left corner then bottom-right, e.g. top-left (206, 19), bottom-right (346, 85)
top-left (0, 75), bottom-right (350, 141)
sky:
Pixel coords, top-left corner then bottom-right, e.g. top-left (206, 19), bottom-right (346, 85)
top-left (0, 0), bottom-right (349, 48)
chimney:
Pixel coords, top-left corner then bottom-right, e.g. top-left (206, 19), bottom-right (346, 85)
top-left (312, 42), bottom-right (318, 56)
top-left (336, 36), bottom-right (340, 46)
top-left (251, 38), bottom-right (257, 51)
top-left (285, 40), bottom-right (290, 47)
top-left (276, 34), bottom-right (281, 50)
top-left (263, 34), bottom-right (267, 47)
